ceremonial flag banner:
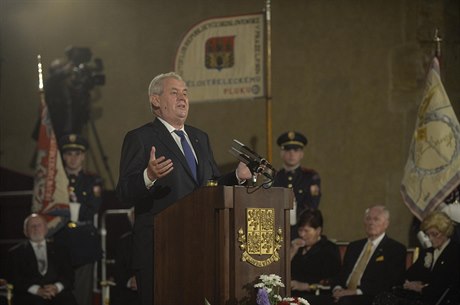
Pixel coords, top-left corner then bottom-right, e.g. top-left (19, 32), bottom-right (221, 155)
top-left (32, 98), bottom-right (70, 236)
top-left (175, 13), bottom-right (265, 102)
top-left (401, 57), bottom-right (460, 220)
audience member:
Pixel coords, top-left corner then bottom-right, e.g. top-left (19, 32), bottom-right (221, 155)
top-left (374, 211), bottom-right (460, 305)
top-left (53, 134), bottom-right (103, 305)
top-left (290, 209), bottom-right (341, 304)
top-left (409, 184), bottom-right (460, 247)
top-left (273, 131), bottom-right (321, 239)
top-left (330, 205), bottom-right (406, 305)
top-left (116, 72), bottom-right (252, 305)
top-left (6, 214), bottom-right (77, 305)
top-left (110, 208), bottom-right (140, 305)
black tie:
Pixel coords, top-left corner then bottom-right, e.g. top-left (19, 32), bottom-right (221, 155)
top-left (174, 130), bottom-right (197, 181)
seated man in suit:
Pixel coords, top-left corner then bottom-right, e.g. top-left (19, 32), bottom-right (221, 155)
top-left (6, 214), bottom-right (77, 305)
top-left (331, 205), bottom-right (406, 305)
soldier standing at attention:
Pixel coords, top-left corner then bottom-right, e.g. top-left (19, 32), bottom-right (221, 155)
top-left (274, 131), bottom-right (321, 239)
top-left (54, 134), bottom-right (103, 305)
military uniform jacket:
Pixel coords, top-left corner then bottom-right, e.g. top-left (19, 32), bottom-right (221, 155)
top-left (54, 170), bottom-right (103, 267)
top-left (274, 166), bottom-right (321, 215)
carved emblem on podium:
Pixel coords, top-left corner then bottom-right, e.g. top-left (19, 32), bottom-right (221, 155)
top-left (237, 208), bottom-right (283, 267)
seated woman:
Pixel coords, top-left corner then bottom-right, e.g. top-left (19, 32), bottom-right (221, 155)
top-left (374, 211), bottom-right (460, 305)
top-left (290, 209), bottom-right (341, 303)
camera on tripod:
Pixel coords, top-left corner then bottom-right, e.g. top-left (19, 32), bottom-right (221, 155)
top-left (65, 46), bottom-right (105, 90)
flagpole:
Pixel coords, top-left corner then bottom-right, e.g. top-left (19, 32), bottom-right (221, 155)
top-left (265, 0), bottom-right (273, 162)
top-left (37, 55), bottom-right (45, 96)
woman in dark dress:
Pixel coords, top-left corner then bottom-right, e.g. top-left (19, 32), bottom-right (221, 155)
top-left (290, 209), bottom-right (341, 304)
top-left (373, 211), bottom-right (460, 305)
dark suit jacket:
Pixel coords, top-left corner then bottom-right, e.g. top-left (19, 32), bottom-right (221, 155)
top-left (116, 118), bottom-right (239, 270)
top-left (334, 235), bottom-right (406, 296)
top-left (405, 240), bottom-right (460, 304)
top-left (6, 240), bottom-right (75, 296)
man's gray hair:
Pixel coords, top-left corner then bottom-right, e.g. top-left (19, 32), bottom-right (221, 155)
top-left (148, 72), bottom-right (184, 96)
top-left (365, 205), bottom-right (390, 221)
top-left (23, 213), bottom-right (46, 235)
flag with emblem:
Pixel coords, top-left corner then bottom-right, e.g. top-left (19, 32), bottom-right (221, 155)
top-left (32, 93), bottom-right (70, 236)
top-left (175, 13), bottom-right (265, 102)
top-left (400, 57), bottom-right (460, 220)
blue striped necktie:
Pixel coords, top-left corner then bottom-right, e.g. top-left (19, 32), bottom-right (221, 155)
top-left (174, 130), bottom-right (197, 181)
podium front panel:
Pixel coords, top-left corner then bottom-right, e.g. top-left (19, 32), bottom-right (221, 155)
top-left (153, 186), bottom-right (293, 305)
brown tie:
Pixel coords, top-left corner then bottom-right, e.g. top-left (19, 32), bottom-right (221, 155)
top-left (348, 241), bottom-right (373, 290)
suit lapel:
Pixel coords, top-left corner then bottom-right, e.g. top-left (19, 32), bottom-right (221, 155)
top-left (371, 236), bottom-right (386, 261)
top-left (432, 242), bottom-right (450, 271)
top-left (25, 242), bottom-right (40, 276)
top-left (151, 119), bottom-right (198, 185)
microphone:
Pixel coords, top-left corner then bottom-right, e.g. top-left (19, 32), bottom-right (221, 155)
top-left (229, 139), bottom-right (276, 184)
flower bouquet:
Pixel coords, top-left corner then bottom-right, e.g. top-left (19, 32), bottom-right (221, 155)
top-left (254, 274), bottom-right (310, 305)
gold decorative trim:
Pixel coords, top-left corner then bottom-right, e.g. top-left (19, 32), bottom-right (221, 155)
top-left (237, 208), bottom-right (283, 267)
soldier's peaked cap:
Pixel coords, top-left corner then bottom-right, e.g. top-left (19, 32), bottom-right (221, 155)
top-left (277, 131), bottom-right (308, 150)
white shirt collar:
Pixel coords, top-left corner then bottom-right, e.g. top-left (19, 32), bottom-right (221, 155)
top-left (368, 233), bottom-right (385, 248)
top-left (30, 240), bottom-right (46, 248)
top-left (157, 117), bottom-right (185, 134)
top-left (434, 238), bottom-right (450, 256)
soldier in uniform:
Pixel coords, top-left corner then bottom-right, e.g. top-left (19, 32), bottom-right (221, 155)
top-left (53, 134), bottom-right (103, 305)
top-left (274, 131), bottom-right (321, 239)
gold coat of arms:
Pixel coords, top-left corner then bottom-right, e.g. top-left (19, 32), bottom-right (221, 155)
top-left (238, 208), bottom-right (283, 267)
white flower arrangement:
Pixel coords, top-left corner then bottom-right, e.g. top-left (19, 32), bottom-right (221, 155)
top-left (254, 274), bottom-right (310, 305)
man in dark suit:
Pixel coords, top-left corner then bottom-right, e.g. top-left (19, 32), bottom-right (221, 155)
top-left (6, 214), bottom-right (77, 305)
top-left (116, 72), bottom-right (252, 305)
top-left (331, 205), bottom-right (406, 305)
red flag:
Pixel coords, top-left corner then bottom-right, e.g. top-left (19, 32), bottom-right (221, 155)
top-left (31, 97), bottom-right (70, 236)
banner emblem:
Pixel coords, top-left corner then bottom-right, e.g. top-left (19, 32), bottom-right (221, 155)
top-left (205, 36), bottom-right (235, 71)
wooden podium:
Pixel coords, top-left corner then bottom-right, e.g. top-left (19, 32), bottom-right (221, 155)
top-left (153, 185), bottom-right (293, 305)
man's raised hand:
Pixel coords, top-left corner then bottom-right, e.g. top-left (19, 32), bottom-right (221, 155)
top-left (147, 146), bottom-right (173, 181)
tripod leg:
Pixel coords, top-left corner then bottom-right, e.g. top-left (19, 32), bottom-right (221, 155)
top-left (89, 119), bottom-right (116, 189)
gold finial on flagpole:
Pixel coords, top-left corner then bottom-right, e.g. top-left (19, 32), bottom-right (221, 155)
top-left (37, 54), bottom-right (44, 92)
top-left (433, 28), bottom-right (442, 58)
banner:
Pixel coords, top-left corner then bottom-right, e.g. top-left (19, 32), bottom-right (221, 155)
top-left (32, 98), bottom-right (70, 236)
top-left (175, 13), bottom-right (265, 102)
top-left (401, 57), bottom-right (460, 220)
